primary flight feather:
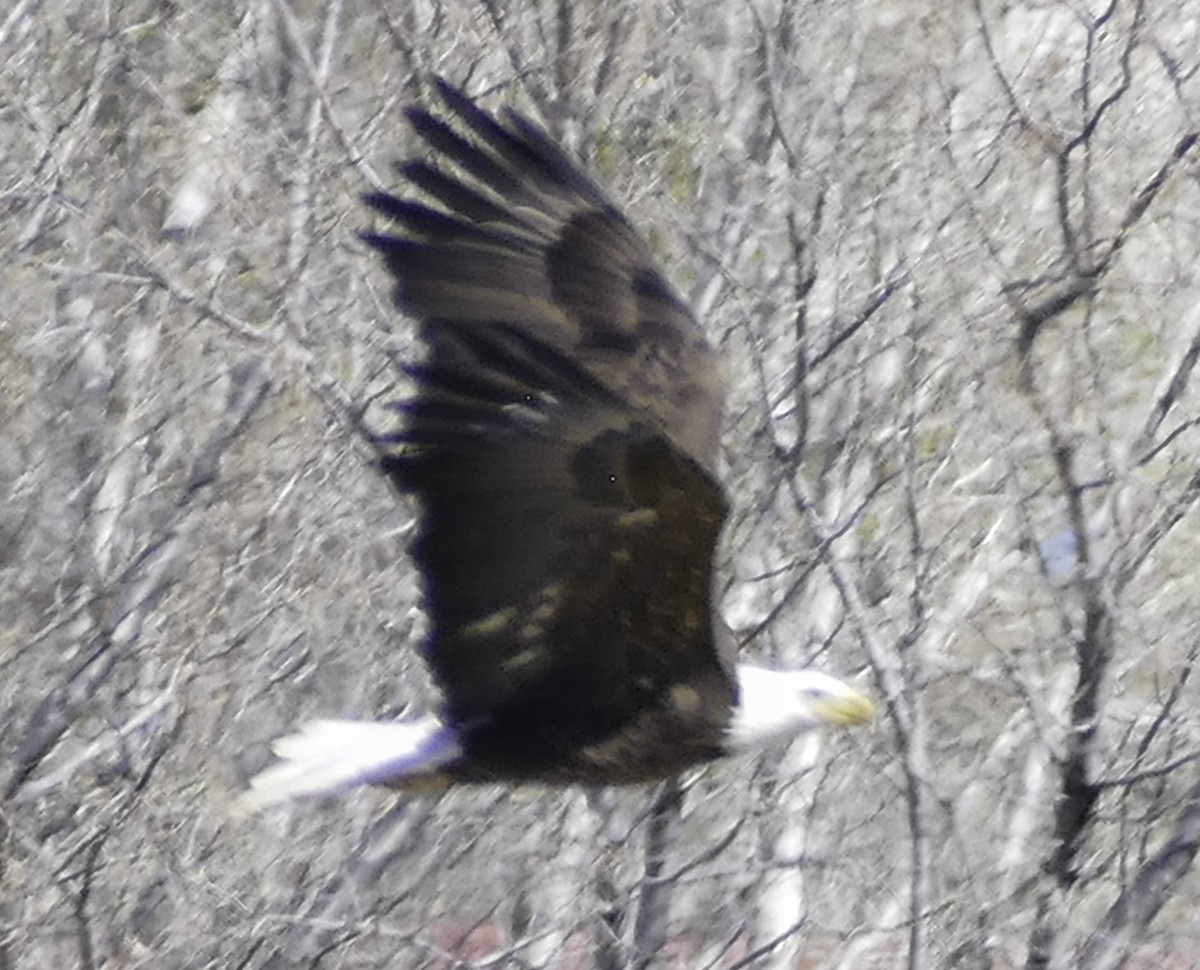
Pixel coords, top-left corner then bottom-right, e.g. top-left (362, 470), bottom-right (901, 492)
top-left (239, 78), bottom-right (873, 812)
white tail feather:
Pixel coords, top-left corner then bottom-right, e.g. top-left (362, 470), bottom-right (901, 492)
top-left (234, 716), bottom-right (460, 815)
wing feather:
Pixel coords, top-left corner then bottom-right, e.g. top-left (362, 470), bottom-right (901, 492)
top-left (365, 77), bottom-right (725, 467)
top-left (364, 79), bottom-right (735, 777)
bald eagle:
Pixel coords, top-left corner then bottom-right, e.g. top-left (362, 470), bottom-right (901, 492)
top-left (239, 79), bottom-right (873, 811)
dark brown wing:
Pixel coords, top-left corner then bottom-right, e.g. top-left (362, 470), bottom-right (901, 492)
top-left (362, 79), bottom-right (733, 777)
top-left (364, 78), bottom-right (726, 470)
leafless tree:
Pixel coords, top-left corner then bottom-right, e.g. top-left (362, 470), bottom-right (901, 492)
top-left (3, 1), bottom-right (1199, 968)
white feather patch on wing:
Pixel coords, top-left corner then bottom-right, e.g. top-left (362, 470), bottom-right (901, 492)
top-left (233, 716), bottom-right (461, 815)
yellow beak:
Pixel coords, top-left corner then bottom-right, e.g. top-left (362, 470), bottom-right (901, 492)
top-left (815, 688), bottom-right (876, 727)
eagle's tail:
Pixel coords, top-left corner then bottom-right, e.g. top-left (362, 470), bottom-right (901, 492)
top-left (233, 716), bottom-right (461, 814)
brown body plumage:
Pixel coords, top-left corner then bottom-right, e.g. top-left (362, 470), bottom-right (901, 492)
top-left (363, 79), bottom-right (736, 783)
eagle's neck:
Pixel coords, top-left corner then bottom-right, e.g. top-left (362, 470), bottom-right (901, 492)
top-left (723, 664), bottom-right (828, 754)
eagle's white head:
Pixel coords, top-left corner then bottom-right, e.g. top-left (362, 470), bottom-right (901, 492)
top-left (724, 665), bottom-right (875, 754)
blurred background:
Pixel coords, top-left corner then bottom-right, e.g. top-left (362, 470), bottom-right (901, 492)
top-left (3, 1), bottom-right (1199, 967)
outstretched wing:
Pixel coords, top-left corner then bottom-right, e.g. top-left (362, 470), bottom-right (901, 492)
top-left (365, 78), bottom-right (726, 470)
top-left (362, 80), bottom-right (734, 771)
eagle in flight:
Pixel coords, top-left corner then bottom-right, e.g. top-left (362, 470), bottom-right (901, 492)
top-left (239, 78), bottom-right (874, 810)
